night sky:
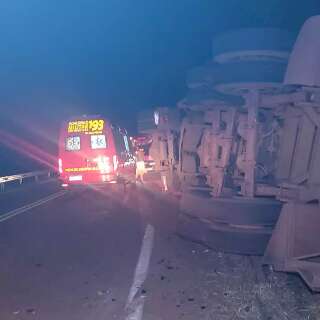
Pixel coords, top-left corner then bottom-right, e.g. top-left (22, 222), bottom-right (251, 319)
top-left (0, 0), bottom-right (319, 174)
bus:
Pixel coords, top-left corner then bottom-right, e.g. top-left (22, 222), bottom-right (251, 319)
top-left (58, 116), bottom-right (135, 186)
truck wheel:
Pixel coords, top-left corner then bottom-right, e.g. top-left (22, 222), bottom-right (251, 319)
top-left (212, 28), bottom-right (295, 62)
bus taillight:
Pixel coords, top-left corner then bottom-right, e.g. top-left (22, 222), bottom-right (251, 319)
top-left (113, 155), bottom-right (118, 171)
top-left (58, 158), bottom-right (63, 174)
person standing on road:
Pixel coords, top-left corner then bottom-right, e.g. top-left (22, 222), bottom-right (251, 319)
top-left (136, 148), bottom-right (146, 183)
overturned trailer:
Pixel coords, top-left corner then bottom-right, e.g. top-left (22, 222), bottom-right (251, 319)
top-left (141, 17), bottom-right (320, 291)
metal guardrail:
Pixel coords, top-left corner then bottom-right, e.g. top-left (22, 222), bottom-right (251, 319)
top-left (0, 171), bottom-right (53, 192)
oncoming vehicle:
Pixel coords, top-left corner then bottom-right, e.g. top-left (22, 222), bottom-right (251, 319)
top-left (58, 116), bottom-right (135, 186)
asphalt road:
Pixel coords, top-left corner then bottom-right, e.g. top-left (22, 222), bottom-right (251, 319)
top-left (0, 183), bottom-right (144, 320)
top-left (0, 181), bottom-right (320, 320)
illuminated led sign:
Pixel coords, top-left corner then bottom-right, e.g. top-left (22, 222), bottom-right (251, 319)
top-left (68, 119), bottom-right (104, 134)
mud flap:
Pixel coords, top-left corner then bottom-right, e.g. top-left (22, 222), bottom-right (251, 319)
top-left (263, 202), bottom-right (320, 291)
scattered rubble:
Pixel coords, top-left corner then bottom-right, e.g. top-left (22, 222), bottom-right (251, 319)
top-left (142, 232), bottom-right (320, 320)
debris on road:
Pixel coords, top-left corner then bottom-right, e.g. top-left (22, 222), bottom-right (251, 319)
top-left (141, 289), bottom-right (147, 295)
top-left (141, 231), bottom-right (320, 320)
top-left (97, 290), bottom-right (106, 296)
top-left (25, 308), bottom-right (36, 314)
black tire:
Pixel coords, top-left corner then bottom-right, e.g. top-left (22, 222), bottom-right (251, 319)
top-left (183, 87), bottom-right (243, 106)
top-left (212, 28), bottom-right (295, 60)
top-left (187, 60), bottom-right (287, 90)
top-left (180, 191), bottom-right (282, 227)
top-left (212, 60), bottom-right (287, 87)
top-left (177, 213), bottom-right (273, 255)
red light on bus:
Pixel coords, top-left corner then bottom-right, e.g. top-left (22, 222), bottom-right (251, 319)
top-left (58, 158), bottom-right (63, 174)
top-left (113, 155), bottom-right (118, 171)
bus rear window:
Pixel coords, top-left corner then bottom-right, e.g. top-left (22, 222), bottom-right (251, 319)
top-left (91, 134), bottom-right (107, 149)
top-left (66, 136), bottom-right (81, 151)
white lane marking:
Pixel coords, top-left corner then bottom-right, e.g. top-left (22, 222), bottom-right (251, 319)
top-left (0, 190), bottom-right (67, 223)
top-left (125, 224), bottom-right (155, 320)
top-left (126, 299), bottom-right (144, 320)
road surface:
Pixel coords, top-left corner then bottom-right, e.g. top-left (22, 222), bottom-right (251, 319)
top-left (0, 181), bottom-right (319, 320)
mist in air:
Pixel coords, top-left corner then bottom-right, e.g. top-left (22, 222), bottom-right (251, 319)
top-left (0, 0), bottom-right (319, 174)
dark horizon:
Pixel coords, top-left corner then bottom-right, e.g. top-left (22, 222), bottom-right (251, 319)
top-left (1, 0), bottom-right (320, 174)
